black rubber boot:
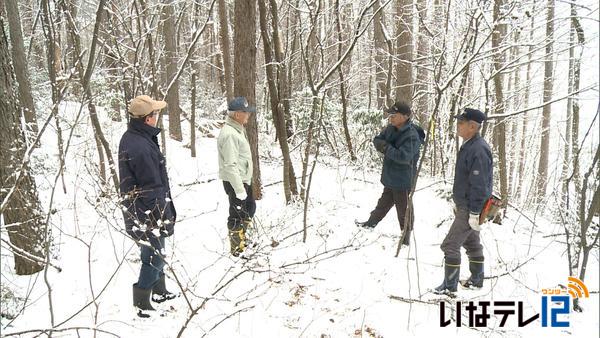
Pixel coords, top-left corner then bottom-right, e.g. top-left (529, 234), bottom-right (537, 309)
top-left (460, 257), bottom-right (484, 289)
top-left (355, 219), bottom-right (377, 229)
top-left (152, 274), bottom-right (177, 303)
top-left (133, 283), bottom-right (155, 317)
top-left (433, 259), bottom-right (460, 295)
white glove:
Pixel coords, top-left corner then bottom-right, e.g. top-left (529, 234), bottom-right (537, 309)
top-left (469, 213), bottom-right (481, 231)
top-left (236, 191), bottom-right (248, 201)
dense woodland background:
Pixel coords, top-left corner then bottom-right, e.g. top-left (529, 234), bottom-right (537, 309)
top-left (0, 0), bottom-right (598, 335)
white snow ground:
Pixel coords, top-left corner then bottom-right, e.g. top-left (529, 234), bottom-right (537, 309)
top-left (1, 101), bottom-right (598, 338)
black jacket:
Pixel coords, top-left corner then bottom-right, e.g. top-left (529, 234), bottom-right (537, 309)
top-left (118, 118), bottom-right (176, 240)
top-left (452, 134), bottom-right (493, 213)
top-left (374, 121), bottom-right (425, 190)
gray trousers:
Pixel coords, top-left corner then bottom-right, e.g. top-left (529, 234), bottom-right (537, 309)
top-left (441, 207), bottom-right (483, 263)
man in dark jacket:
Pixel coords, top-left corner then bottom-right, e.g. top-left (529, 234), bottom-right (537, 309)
top-left (356, 101), bottom-right (425, 246)
top-left (434, 108), bottom-right (493, 295)
top-left (118, 95), bottom-right (177, 315)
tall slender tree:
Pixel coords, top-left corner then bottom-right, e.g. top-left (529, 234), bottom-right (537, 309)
top-left (234, 0), bottom-right (262, 199)
top-left (413, 0), bottom-right (429, 124)
top-left (0, 19), bottom-right (47, 276)
top-left (163, 0), bottom-right (183, 141)
top-left (218, 0), bottom-right (234, 100)
top-left (373, 0), bottom-right (387, 109)
top-left (491, 0), bottom-right (508, 211)
top-left (335, 0), bottom-right (357, 161)
top-left (394, 0), bottom-right (413, 101)
top-left (536, 0), bottom-right (555, 201)
top-left (4, 0), bottom-right (38, 134)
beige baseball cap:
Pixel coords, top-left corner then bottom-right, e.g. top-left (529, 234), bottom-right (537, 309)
top-left (128, 95), bottom-right (167, 117)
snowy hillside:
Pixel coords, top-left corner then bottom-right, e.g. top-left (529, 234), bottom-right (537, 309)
top-left (1, 102), bottom-right (597, 338)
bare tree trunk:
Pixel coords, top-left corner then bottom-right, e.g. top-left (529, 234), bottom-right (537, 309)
top-left (447, 11), bottom-right (478, 151)
top-left (574, 146), bottom-right (599, 311)
top-left (569, 3), bottom-right (585, 200)
top-left (516, 5), bottom-right (536, 202)
top-left (491, 0), bottom-right (508, 212)
top-left (191, 71), bottom-right (197, 157)
top-left (413, 0), bottom-right (429, 125)
top-left (61, 0), bottom-right (79, 72)
top-left (93, 133), bottom-right (106, 184)
top-left (562, 17), bottom-right (576, 201)
top-left (373, 0), bottom-right (387, 109)
top-left (213, 24), bottom-right (227, 95)
top-left (306, 0), bottom-right (322, 83)
top-left (0, 20), bottom-right (46, 275)
top-left (269, 0), bottom-right (298, 195)
top-left (563, 6), bottom-right (587, 311)
top-left (162, 0), bottom-right (183, 141)
top-left (302, 100), bottom-right (324, 243)
top-left (100, 5), bottom-right (123, 122)
top-left (284, 0), bottom-right (300, 139)
top-left (258, 0), bottom-right (292, 202)
top-left (218, 0), bottom-right (234, 100)
top-left (21, 2), bottom-right (45, 70)
top-left (507, 29), bottom-right (519, 198)
top-left (234, 0), bottom-right (262, 200)
top-left (335, 0), bottom-right (356, 161)
top-left (394, 0), bottom-right (413, 101)
top-left (4, 0), bottom-right (38, 134)
top-left (535, 0), bottom-right (555, 201)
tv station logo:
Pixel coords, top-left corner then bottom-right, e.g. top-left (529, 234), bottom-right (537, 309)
top-left (439, 276), bottom-right (589, 328)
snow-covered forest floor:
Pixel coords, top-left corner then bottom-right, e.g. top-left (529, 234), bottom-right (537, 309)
top-left (1, 101), bottom-right (598, 337)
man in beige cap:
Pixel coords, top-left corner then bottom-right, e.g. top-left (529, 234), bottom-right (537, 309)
top-left (118, 95), bottom-right (177, 317)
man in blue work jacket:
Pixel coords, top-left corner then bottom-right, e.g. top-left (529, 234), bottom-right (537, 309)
top-left (434, 108), bottom-right (493, 295)
top-left (119, 95), bottom-right (178, 316)
top-left (356, 101), bottom-right (425, 246)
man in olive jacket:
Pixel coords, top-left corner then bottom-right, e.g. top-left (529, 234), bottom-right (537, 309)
top-left (356, 101), bottom-right (425, 246)
top-left (119, 95), bottom-right (177, 315)
top-left (217, 97), bottom-right (256, 256)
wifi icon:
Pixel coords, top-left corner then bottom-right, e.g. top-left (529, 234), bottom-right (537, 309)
top-left (567, 277), bottom-right (589, 299)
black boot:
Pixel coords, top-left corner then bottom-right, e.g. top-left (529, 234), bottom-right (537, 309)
top-left (355, 219), bottom-right (377, 229)
top-left (460, 257), bottom-right (484, 289)
top-left (152, 274), bottom-right (177, 303)
top-left (433, 259), bottom-right (460, 295)
top-left (133, 283), bottom-right (155, 317)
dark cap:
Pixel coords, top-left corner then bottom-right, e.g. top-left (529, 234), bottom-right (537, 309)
top-left (385, 101), bottom-right (411, 116)
top-left (453, 108), bottom-right (486, 124)
top-left (228, 96), bottom-right (256, 113)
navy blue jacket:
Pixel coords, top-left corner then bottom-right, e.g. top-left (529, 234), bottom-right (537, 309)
top-left (452, 134), bottom-right (493, 213)
top-left (118, 119), bottom-right (176, 240)
top-left (374, 121), bottom-right (425, 190)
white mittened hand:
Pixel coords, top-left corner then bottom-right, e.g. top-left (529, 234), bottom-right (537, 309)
top-left (469, 213), bottom-right (481, 231)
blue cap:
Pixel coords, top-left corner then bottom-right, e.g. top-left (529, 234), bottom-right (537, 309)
top-left (453, 108), bottom-right (486, 124)
top-left (228, 97), bottom-right (256, 113)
